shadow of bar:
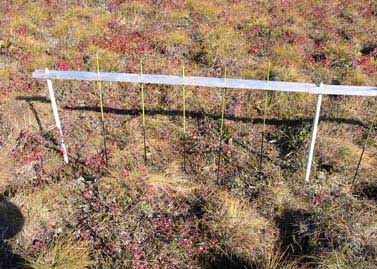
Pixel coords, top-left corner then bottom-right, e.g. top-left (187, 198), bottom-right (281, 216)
top-left (16, 95), bottom-right (367, 127)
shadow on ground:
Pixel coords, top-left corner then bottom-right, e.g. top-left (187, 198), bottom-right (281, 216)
top-left (275, 208), bottom-right (338, 267)
top-left (202, 254), bottom-right (257, 269)
top-left (16, 95), bottom-right (367, 127)
top-left (275, 209), bottom-right (315, 261)
top-left (0, 196), bottom-right (31, 268)
top-left (353, 182), bottom-right (377, 201)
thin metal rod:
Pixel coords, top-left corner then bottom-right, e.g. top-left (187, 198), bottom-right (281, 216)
top-left (216, 68), bottom-right (227, 185)
top-left (45, 68), bottom-right (68, 164)
top-left (182, 65), bottom-right (187, 172)
top-left (140, 60), bottom-right (147, 164)
top-left (351, 145), bottom-right (367, 187)
top-left (351, 115), bottom-right (376, 187)
top-left (216, 133), bottom-right (224, 185)
top-left (33, 70), bottom-right (377, 96)
top-left (305, 89), bottom-right (323, 183)
top-left (259, 62), bottom-right (271, 179)
top-left (96, 53), bottom-right (108, 166)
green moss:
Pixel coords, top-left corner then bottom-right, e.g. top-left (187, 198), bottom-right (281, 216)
top-left (161, 31), bottom-right (190, 47)
top-left (0, 68), bottom-right (10, 80)
top-left (199, 24), bottom-right (248, 66)
top-left (244, 16), bottom-right (269, 31)
top-left (186, 0), bottom-right (218, 21)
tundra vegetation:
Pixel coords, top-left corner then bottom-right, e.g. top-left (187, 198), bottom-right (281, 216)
top-left (0, 1), bottom-right (377, 268)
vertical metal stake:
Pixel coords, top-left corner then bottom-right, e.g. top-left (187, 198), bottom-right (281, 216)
top-left (305, 88), bottom-right (323, 183)
top-left (351, 114), bottom-right (376, 187)
top-left (96, 53), bottom-right (109, 167)
top-left (182, 65), bottom-right (187, 172)
top-left (45, 68), bottom-right (68, 164)
top-left (140, 60), bottom-right (147, 164)
top-left (216, 68), bottom-right (227, 185)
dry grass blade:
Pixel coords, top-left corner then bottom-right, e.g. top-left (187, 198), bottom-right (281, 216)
top-left (205, 191), bottom-right (276, 263)
top-left (28, 235), bottom-right (93, 269)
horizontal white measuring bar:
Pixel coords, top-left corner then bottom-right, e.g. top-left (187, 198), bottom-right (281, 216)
top-left (33, 70), bottom-right (377, 96)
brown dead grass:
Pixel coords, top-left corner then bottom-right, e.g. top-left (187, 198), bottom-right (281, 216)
top-left (11, 182), bottom-right (76, 244)
top-left (28, 235), bottom-right (93, 269)
top-left (206, 191), bottom-right (277, 262)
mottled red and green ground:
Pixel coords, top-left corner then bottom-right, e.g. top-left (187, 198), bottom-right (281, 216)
top-left (0, 1), bottom-right (377, 268)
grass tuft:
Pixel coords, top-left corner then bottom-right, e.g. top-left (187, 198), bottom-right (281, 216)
top-left (28, 235), bottom-right (92, 269)
top-left (206, 191), bottom-right (276, 262)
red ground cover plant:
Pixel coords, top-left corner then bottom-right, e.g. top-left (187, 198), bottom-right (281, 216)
top-left (1, 0), bottom-right (377, 268)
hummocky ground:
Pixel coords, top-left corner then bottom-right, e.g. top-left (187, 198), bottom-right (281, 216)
top-left (0, 1), bottom-right (377, 268)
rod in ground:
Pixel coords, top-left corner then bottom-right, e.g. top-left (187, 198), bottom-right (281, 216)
top-left (216, 67), bottom-right (227, 185)
top-left (182, 65), bottom-right (187, 172)
top-left (96, 52), bottom-right (108, 167)
top-left (259, 62), bottom-right (271, 179)
top-left (140, 59), bottom-right (147, 164)
top-left (304, 91), bottom-right (323, 183)
top-left (45, 68), bottom-right (69, 164)
top-left (351, 112), bottom-right (376, 187)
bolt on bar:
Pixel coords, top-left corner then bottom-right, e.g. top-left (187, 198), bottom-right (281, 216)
top-left (33, 69), bottom-right (377, 182)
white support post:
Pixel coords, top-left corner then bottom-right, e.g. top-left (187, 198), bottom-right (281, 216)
top-left (305, 85), bottom-right (323, 183)
top-left (45, 68), bottom-right (69, 164)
